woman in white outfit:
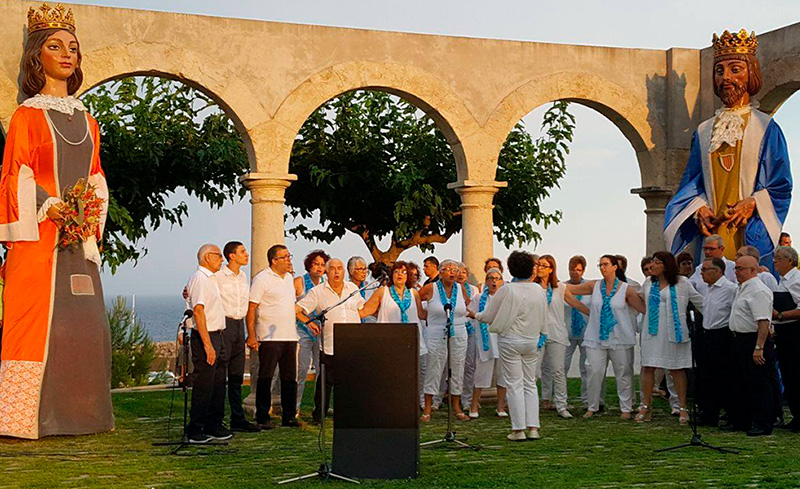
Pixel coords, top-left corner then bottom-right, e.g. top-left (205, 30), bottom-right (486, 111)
top-left (566, 255), bottom-right (645, 420)
top-left (467, 268), bottom-right (508, 418)
top-left (457, 264), bottom-right (481, 411)
top-left (469, 251), bottom-right (547, 441)
top-left (637, 251), bottom-right (704, 425)
top-left (360, 261), bottom-right (428, 405)
top-left (536, 255), bottom-right (575, 419)
top-left (419, 260), bottom-right (472, 422)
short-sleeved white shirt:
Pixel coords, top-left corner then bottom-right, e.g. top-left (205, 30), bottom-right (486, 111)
top-left (296, 281), bottom-right (365, 355)
top-left (249, 266), bottom-right (298, 341)
top-left (729, 277), bottom-right (773, 333)
top-left (214, 265), bottom-right (249, 320)
top-left (187, 266), bottom-right (226, 332)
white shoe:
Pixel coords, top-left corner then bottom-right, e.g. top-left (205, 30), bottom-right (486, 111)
top-left (527, 429), bottom-right (541, 440)
top-left (507, 431), bottom-right (527, 441)
top-left (469, 411), bottom-right (479, 419)
top-left (558, 409), bottom-right (573, 419)
top-left (496, 411), bottom-right (509, 418)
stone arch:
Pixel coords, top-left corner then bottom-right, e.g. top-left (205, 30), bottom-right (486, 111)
top-left (267, 61), bottom-right (482, 178)
top-left (758, 55), bottom-right (800, 115)
top-left (78, 42), bottom-right (263, 169)
top-left (483, 72), bottom-right (662, 187)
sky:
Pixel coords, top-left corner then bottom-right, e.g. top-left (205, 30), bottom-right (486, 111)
top-left (49, 0), bottom-right (800, 296)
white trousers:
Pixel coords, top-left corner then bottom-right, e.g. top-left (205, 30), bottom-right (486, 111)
top-left (564, 338), bottom-right (588, 405)
top-left (540, 341), bottom-right (568, 411)
top-left (461, 332), bottom-right (477, 408)
top-left (499, 335), bottom-right (540, 430)
top-left (586, 346), bottom-right (635, 412)
top-left (296, 333), bottom-right (320, 410)
top-left (424, 325), bottom-right (468, 396)
top-left (419, 354), bottom-right (427, 408)
top-left (473, 350), bottom-right (506, 389)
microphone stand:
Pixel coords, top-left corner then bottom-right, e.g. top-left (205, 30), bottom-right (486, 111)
top-left (421, 301), bottom-right (479, 451)
top-left (656, 308), bottom-right (739, 454)
top-left (154, 311), bottom-right (228, 453)
top-left (279, 279), bottom-right (381, 485)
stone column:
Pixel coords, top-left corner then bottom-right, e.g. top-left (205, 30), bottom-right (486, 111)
top-left (239, 172), bottom-right (296, 416)
top-left (631, 186), bottom-right (673, 255)
top-left (449, 180), bottom-right (507, 284)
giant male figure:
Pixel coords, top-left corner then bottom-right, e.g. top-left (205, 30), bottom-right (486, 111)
top-left (664, 30), bottom-right (792, 268)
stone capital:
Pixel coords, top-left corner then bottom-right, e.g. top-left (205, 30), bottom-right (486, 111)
top-left (631, 186), bottom-right (673, 214)
top-left (448, 180), bottom-right (508, 209)
top-left (239, 172), bottom-right (297, 204)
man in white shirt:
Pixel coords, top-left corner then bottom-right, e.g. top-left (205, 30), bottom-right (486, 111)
top-left (247, 244), bottom-right (300, 429)
top-left (735, 245), bottom-right (779, 291)
top-left (695, 257), bottom-right (738, 427)
top-left (214, 241), bottom-right (259, 433)
top-left (185, 244), bottom-right (231, 443)
top-left (771, 246), bottom-right (800, 432)
top-left (690, 235), bottom-right (737, 296)
top-left (296, 258), bottom-right (365, 423)
top-left (726, 255), bottom-right (775, 436)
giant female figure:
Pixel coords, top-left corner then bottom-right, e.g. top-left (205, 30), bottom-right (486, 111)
top-left (0, 4), bottom-right (113, 439)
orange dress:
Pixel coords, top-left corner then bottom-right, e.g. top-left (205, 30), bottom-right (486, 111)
top-left (0, 96), bottom-right (113, 439)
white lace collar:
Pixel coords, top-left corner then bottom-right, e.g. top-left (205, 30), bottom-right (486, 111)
top-left (21, 94), bottom-right (87, 116)
top-left (710, 104), bottom-right (754, 153)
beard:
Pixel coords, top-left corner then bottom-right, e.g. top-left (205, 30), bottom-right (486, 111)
top-left (717, 80), bottom-right (748, 107)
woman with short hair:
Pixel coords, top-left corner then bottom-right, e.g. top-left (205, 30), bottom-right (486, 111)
top-left (566, 255), bottom-right (645, 420)
top-left (467, 268), bottom-right (508, 418)
top-left (419, 260), bottom-right (472, 421)
top-left (469, 251), bottom-right (548, 441)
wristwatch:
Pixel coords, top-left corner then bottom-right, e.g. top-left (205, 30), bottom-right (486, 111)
top-left (777, 311), bottom-right (784, 321)
top-left (754, 344), bottom-right (763, 351)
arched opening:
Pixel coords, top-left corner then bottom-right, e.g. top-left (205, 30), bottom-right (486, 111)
top-left (284, 88), bottom-right (465, 269)
top-left (771, 90), bottom-right (800, 245)
top-left (80, 74), bottom-right (252, 344)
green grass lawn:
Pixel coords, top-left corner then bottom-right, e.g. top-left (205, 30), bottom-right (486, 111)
top-left (1, 379), bottom-right (798, 489)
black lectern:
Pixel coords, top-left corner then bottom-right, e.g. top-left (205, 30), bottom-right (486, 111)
top-left (332, 323), bottom-right (419, 479)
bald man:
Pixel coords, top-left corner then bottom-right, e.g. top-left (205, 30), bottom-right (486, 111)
top-left (726, 256), bottom-right (775, 436)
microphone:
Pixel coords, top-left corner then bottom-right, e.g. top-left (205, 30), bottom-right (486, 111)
top-left (183, 309), bottom-right (194, 319)
top-left (443, 303), bottom-right (452, 313)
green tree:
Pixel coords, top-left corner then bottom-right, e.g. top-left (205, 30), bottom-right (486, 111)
top-left (108, 296), bottom-right (156, 388)
top-left (287, 91), bottom-right (575, 264)
top-left (81, 77), bottom-right (249, 272)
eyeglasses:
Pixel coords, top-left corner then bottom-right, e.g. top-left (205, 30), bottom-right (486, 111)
top-left (734, 266), bottom-right (755, 272)
top-left (208, 252), bottom-right (223, 258)
top-left (538, 264), bottom-right (552, 269)
top-left (702, 246), bottom-right (720, 252)
top-left (486, 277), bottom-right (502, 282)
top-left (598, 263), bottom-right (613, 269)
top-left (276, 254), bottom-right (293, 261)
top-left (651, 259), bottom-right (664, 265)
top-left (353, 267), bottom-right (368, 272)
top-left (700, 267), bottom-right (719, 273)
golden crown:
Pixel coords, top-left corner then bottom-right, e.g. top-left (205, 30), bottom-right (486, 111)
top-left (28, 3), bottom-right (75, 34)
top-left (713, 29), bottom-right (757, 58)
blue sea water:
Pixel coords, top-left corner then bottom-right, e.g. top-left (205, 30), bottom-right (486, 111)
top-left (106, 294), bottom-right (187, 343)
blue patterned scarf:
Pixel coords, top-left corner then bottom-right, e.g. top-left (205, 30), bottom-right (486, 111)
top-left (478, 288), bottom-right (491, 351)
top-left (389, 285), bottom-right (411, 323)
top-left (437, 280), bottom-right (458, 337)
top-left (599, 278), bottom-right (620, 341)
top-left (570, 280), bottom-right (586, 337)
top-left (648, 277), bottom-right (682, 342)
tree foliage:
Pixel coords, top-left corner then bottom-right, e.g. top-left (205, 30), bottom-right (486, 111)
top-left (81, 77), bottom-right (249, 272)
top-left (287, 91), bottom-right (575, 263)
top-left (108, 296), bottom-right (156, 388)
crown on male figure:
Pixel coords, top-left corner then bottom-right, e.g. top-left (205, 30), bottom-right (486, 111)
top-left (28, 3), bottom-right (76, 34)
top-left (713, 29), bottom-right (757, 59)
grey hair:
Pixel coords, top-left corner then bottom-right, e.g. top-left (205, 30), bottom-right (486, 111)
top-left (485, 267), bottom-right (503, 278)
top-left (346, 256), bottom-right (367, 274)
top-left (738, 245), bottom-right (761, 261)
top-left (197, 243), bottom-right (217, 264)
top-left (439, 259), bottom-right (459, 271)
top-left (326, 258), bottom-right (344, 271)
top-left (776, 246), bottom-right (799, 267)
top-left (705, 234), bottom-right (724, 248)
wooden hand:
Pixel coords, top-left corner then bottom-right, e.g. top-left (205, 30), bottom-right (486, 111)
top-left (716, 197), bottom-right (756, 229)
top-left (694, 206), bottom-right (716, 236)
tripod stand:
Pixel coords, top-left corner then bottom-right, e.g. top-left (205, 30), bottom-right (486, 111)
top-left (153, 311), bottom-right (228, 453)
top-left (280, 280), bottom-right (381, 484)
top-left (421, 303), bottom-right (479, 451)
top-left (656, 309), bottom-right (739, 454)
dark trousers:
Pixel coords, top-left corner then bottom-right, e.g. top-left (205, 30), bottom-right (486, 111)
top-left (775, 322), bottom-right (800, 420)
top-left (188, 331), bottom-right (228, 435)
top-left (223, 317), bottom-right (247, 425)
top-left (730, 332), bottom-right (775, 432)
top-left (695, 327), bottom-right (734, 425)
top-left (256, 341), bottom-right (298, 424)
top-left (313, 353), bottom-right (335, 422)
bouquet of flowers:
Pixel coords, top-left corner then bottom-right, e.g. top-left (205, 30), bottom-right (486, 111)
top-left (57, 178), bottom-right (104, 252)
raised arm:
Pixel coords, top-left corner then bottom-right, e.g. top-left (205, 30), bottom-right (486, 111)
top-left (565, 280), bottom-right (596, 296)
top-left (359, 286), bottom-right (384, 318)
top-left (564, 287), bottom-right (590, 315)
